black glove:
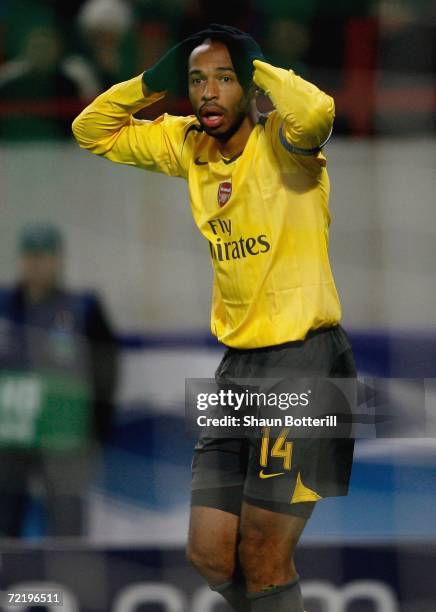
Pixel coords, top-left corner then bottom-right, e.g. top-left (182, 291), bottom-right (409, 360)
top-left (142, 24), bottom-right (264, 96)
top-left (142, 36), bottom-right (199, 95)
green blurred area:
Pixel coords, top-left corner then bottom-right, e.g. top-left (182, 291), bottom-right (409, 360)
top-left (0, 371), bottom-right (92, 450)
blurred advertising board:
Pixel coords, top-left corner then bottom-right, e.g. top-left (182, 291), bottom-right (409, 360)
top-left (0, 543), bottom-right (434, 611)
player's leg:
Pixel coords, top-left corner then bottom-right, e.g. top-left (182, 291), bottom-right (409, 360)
top-left (188, 436), bottom-right (251, 611)
top-left (187, 499), bottom-right (239, 584)
top-left (235, 327), bottom-right (356, 610)
top-left (187, 502), bottom-right (250, 611)
top-left (238, 500), bottom-right (313, 611)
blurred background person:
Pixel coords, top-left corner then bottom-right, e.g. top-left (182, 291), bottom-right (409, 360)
top-left (77, 0), bottom-right (135, 89)
top-left (0, 222), bottom-right (118, 537)
top-left (0, 23), bottom-right (99, 140)
top-left (375, 0), bottom-right (436, 133)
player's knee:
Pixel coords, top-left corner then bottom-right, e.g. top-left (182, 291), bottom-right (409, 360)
top-left (186, 539), bottom-right (235, 583)
top-left (239, 529), bottom-right (294, 585)
top-left (239, 531), bottom-right (270, 577)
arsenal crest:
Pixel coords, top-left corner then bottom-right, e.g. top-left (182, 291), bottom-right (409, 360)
top-left (217, 181), bottom-right (232, 207)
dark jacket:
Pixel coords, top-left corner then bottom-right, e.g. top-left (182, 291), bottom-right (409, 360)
top-left (0, 285), bottom-right (118, 443)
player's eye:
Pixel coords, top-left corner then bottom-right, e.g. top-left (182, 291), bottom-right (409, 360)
top-left (190, 77), bottom-right (203, 85)
top-left (221, 76), bottom-right (232, 82)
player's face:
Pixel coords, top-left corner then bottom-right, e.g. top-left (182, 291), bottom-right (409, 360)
top-left (188, 41), bottom-right (251, 140)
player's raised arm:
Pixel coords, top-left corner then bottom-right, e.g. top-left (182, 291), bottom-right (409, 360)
top-left (71, 76), bottom-right (164, 157)
top-left (71, 40), bottom-right (199, 177)
top-left (253, 59), bottom-right (335, 159)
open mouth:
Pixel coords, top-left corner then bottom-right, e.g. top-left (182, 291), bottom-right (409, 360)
top-left (200, 106), bottom-right (225, 129)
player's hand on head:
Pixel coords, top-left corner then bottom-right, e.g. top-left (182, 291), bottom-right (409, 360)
top-left (202, 24), bottom-right (264, 64)
top-left (252, 60), bottom-right (293, 97)
top-left (142, 36), bottom-right (201, 96)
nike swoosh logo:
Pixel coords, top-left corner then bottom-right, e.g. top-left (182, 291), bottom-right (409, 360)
top-left (194, 157), bottom-right (208, 166)
top-left (259, 470), bottom-right (285, 479)
top-left (222, 152), bottom-right (242, 164)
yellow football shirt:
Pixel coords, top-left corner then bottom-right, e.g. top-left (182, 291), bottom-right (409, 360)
top-left (73, 71), bottom-right (341, 349)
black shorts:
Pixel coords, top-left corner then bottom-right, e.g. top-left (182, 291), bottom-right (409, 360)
top-left (191, 325), bottom-right (356, 519)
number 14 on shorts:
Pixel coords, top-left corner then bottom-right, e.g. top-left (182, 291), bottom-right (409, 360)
top-left (260, 427), bottom-right (293, 471)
